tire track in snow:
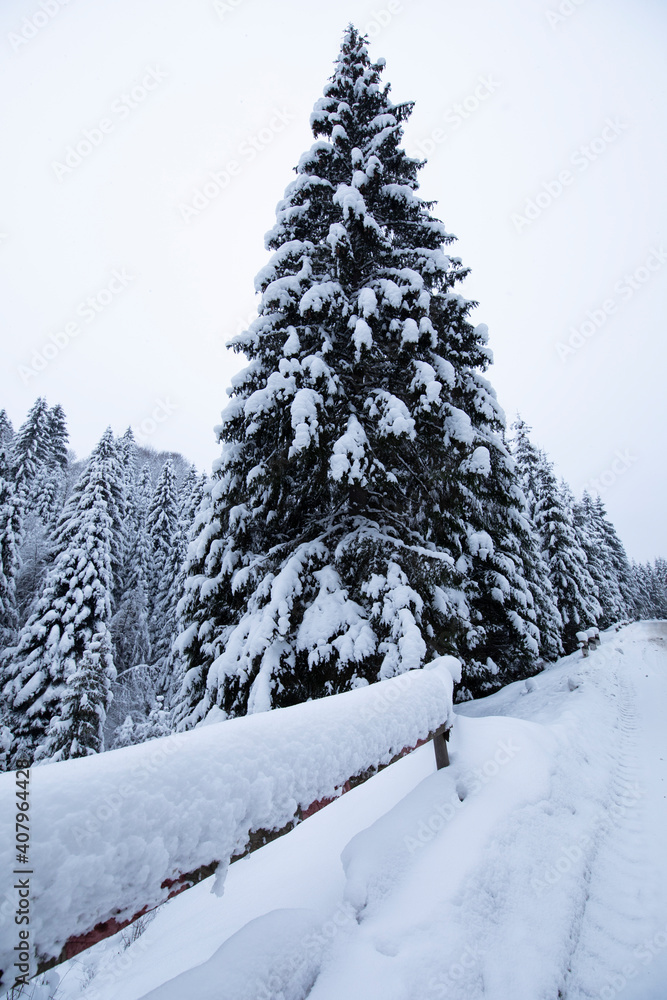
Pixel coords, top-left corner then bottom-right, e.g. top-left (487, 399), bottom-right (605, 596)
top-left (559, 644), bottom-right (655, 999)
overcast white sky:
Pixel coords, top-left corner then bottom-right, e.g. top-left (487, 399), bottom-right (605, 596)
top-left (1, 0), bottom-right (665, 560)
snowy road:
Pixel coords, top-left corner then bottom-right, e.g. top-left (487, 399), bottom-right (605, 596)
top-left (53, 622), bottom-right (667, 1000)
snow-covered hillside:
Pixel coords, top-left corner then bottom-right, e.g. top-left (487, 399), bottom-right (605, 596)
top-left (30, 621), bottom-right (667, 1000)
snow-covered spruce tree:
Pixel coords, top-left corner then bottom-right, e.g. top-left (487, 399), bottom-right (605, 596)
top-left (590, 494), bottom-right (633, 618)
top-left (574, 492), bottom-right (628, 628)
top-left (11, 397), bottom-right (51, 496)
top-left (53, 427), bottom-right (126, 599)
top-left (518, 523), bottom-right (564, 663)
top-left (0, 410), bottom-right (14, 448)
top-left (118, 426), bottom-right (139, 500)
top-left (511, 417), bottom-right (545, 518)
top-left (156, 466), bottom-right (206, 701)
top-left (31, 461), bottom-right (66, 532)
top-left (629, 561), bottom-right (649, 619)
top-left (0, 442), bottom-right (23, 758)
top-left (630, 560), bottom-right (667, 620)
top-left (533, 461), bottom-right (600, 652)
top-left (110, 515), bottom-right (151, 673)
top-left (136, 462), bottom-right (153, 516)
top-left (177, 465), bottom-right (207, 536)
top-left (46, 403), bottom-right (69, 470)
top-left (641, 559), bottom-right (667, 619)
top-left (3, 429), bottom-right (119, 763)
top-left (111, 713), bottom-right (138, 749)
top-left (510, 419), bottom-right (563, 661)
top-left (146, 459), bottom-right (179, 664)
top-left (454, 426), bottom-right (543, 697)
top-left (113, 427), bottom-right (143, 610)
top-left (176, 27), bottom-right (541, 722)
top-left (35, 631), bottom-right (115, 763)
top-left (110, 439), bottom-right (152, 675)
top-left (0, 442), bottom-right (21, 650)
top-left (10, 404), bottom-right (70, 623)
top-left (109, 458), bottom-right (155, 670)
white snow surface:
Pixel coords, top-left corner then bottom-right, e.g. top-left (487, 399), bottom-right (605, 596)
top-left (38, 621), bottom-right (667, 1000)
top-left (330, 415), bottom-right (369, 484)
top-left (464, 445), bottom-right (492, 476)
top-left (0, 660), bottom-right (457, 976)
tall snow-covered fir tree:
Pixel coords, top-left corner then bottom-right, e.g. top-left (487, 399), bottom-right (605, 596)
top-left (110, 511), bottom-right (152, 674)
top-left (511, 417), bottom-right (544, 515)
top-left (590, 494), bottom-right (633, 618)
top-left (35, 631), bottom-right (115, 763)
top-left (3, 429), bottom-right (119, 764)
top-left (0, 441), bottom-right (21, 650)
top-left (574, 492), bottom-right (630, 628)
top-left (116, 427), bottom-right (139, 595)
top-left (46, 403), bottom-right (69, 469)
top-left (11, 397), bottom-right (51, 496)
top-left (533, 462), bottom-right (600, 652)
top-left (157, 466), bottom-right (207, 702)
top-left (455, 430), bottom-right (542, 697)
top-left (175, 26), bottom-right (541, 724)
top-left (0, 410), bottom-right (14, 448)
top-left (109, 458), bottom-right (154, 672)
top-left (510, 418), bottom-right (564, 661)
top-left (31, 461), bottom-right (67, 532)
top-left (51, 427), bottom-right (126, 600)
top-left (10, 401), bottom-right (71, 626)
top-left (146, 459), bottom-right (180, 664)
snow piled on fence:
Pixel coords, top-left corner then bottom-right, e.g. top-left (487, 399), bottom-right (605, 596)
top-left (0, 657), bottom-right (458, 975)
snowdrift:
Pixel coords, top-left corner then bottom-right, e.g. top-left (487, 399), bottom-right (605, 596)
top-left (0, 656), bottom-right (458, 984)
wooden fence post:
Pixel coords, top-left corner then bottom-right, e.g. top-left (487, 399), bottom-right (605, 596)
top-left (432, 724), bottom-right (450, 769)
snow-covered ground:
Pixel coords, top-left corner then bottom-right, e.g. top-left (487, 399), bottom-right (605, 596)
top-left (36, 622), bottom-right (667, 1000)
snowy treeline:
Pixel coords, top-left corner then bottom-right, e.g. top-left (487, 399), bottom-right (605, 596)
top-left (631, 558), bottom-right (667, 620)
top-left (0, 28), bottom-right (660, 768)
top-left (0, 399), bottom-right (205, 769)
